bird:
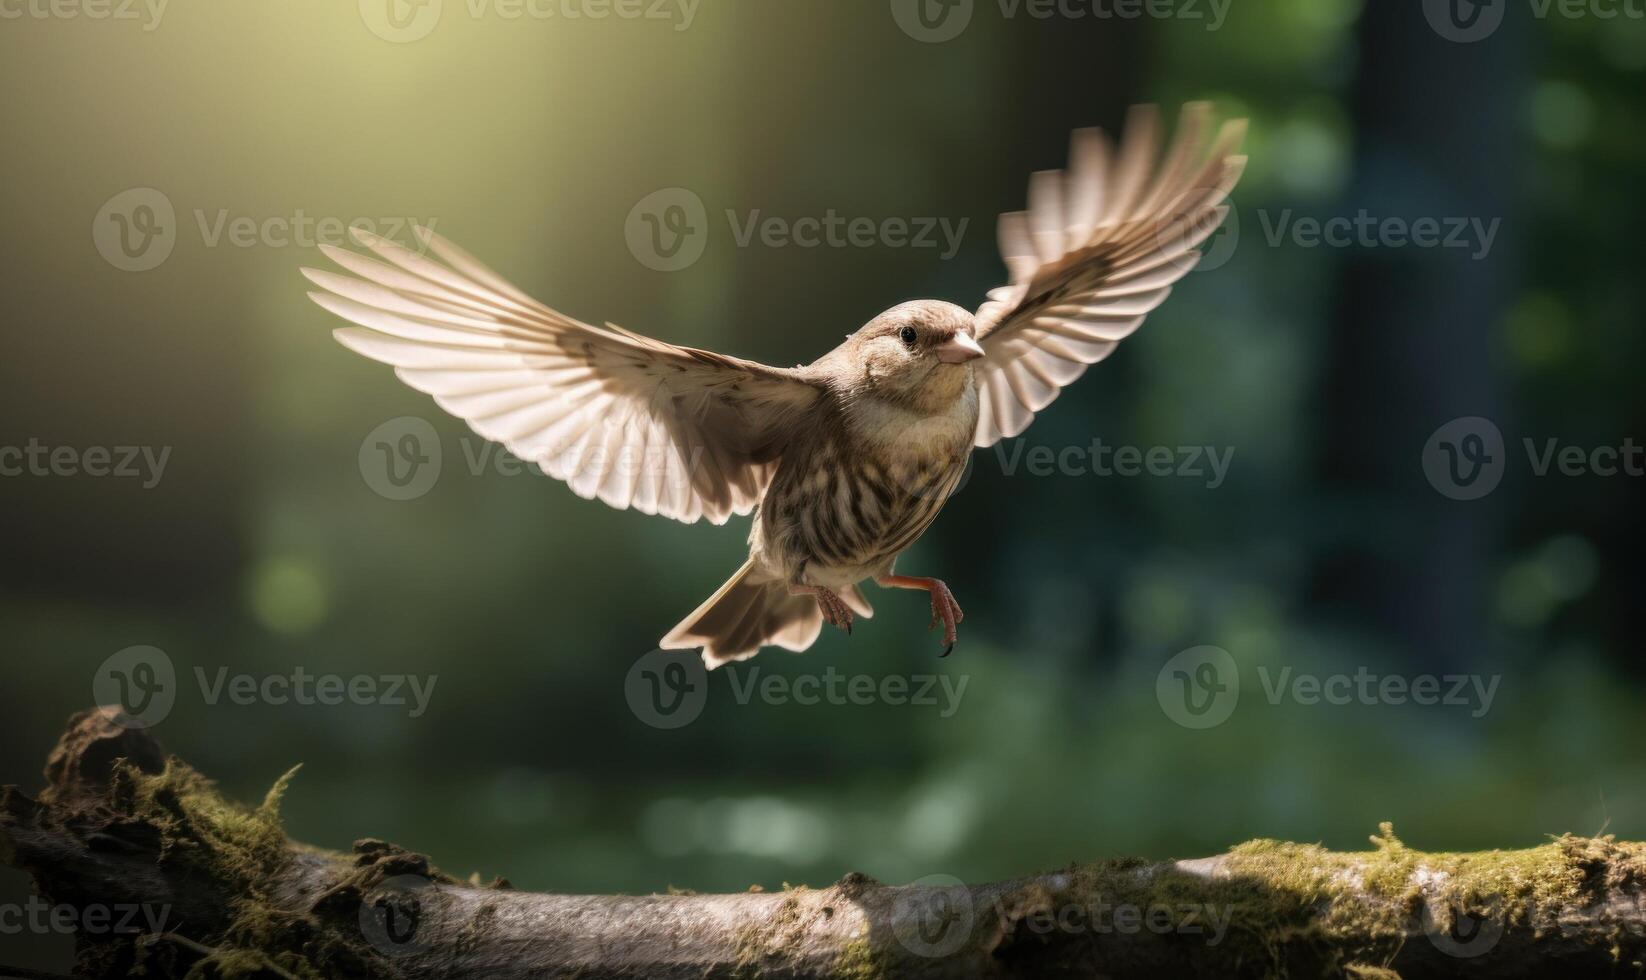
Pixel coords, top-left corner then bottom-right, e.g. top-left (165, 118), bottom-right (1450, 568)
top-left (303, 102), bottom-right (1246, 668)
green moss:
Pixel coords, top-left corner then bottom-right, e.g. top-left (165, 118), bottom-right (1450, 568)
top-left (109, 759), bottom-right (377, 980)
top-left (1005, 824), bottom-right (1646, 979)
top-left (832, 934), bottom-right (891, 980)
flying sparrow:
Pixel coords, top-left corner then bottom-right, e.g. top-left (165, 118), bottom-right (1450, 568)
top-left (304, 103), bottom-right (1245, 667)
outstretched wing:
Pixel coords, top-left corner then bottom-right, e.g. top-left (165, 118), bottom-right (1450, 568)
top-left (970, 103), bottom-right (1246, 447)
top-left (305, 226), bottom-right (821, 524)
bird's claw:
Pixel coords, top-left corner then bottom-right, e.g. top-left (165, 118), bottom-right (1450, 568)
top-left (926, 581), bottom-right (963, 654)
top-left (815, 588), bottom-right (854, 635)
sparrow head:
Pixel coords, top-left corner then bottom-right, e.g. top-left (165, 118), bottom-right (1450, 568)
top-left (835, 299), bottom-right (983, 411)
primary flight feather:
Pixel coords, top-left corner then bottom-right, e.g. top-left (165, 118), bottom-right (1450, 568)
top-left (305, 102), bottom-right (1246, 667)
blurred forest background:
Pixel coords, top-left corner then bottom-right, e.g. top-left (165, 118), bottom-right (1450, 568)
top-left (2, 0), bottom-right (1645, 969)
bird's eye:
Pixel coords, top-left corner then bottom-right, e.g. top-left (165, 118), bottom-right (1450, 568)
top-left (898, 326), bottom-right (919, 347)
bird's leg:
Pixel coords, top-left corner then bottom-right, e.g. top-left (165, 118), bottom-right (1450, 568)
top-left (789, 583), bottom-right (853, 634)
top-left (875, 575), bottom-right (964, 655)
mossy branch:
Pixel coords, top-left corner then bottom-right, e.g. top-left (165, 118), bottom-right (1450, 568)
top-left (3, 709), bottom-right (1645, 979)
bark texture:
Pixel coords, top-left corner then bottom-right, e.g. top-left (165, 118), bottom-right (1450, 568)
top-left (3, 709), bottom-right (1644, 979)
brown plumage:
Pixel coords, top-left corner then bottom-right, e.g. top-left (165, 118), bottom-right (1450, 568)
top-left (303, 103), bottom-right (1246, 667)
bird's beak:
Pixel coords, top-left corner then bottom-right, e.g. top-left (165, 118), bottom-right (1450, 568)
top-left (935, 331), bottom-right (985, 364)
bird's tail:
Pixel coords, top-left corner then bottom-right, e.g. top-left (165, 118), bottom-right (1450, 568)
top-left (660, 560), bottom-right (871, 668)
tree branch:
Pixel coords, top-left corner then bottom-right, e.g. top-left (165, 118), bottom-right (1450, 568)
top-left (3, 708), bottom-right (1644, 979)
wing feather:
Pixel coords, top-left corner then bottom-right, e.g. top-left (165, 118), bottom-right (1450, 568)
top-left (970, 104), bottom-right (1246, 447)
top-left (307, 226), bottom-right (821, 524)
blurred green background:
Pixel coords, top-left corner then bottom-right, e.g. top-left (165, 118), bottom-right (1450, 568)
top-left (3, 0), bottom-right (1645, 969)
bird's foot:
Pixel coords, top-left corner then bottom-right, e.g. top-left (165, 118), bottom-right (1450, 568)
top-left (926, 581), bottom-right (964, 656)
top-left (800, 586), bottom-right (853, 634)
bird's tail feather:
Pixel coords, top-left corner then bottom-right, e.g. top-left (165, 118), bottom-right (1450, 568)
top-left (660, 560), bottom-right (824, 668)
